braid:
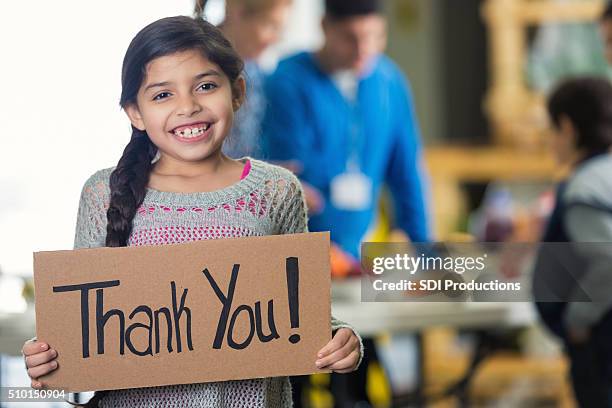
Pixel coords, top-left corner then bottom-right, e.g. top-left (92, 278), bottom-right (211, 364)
top-left (106, 127), bottom-right (157, 247)
top-left (70, 131), bottom-right (155, 407)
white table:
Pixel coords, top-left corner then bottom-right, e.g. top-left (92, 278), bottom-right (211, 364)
top-left (331, 279), bottom-right (537, 336)
top-left (330, 279), bottom-right (539, 406)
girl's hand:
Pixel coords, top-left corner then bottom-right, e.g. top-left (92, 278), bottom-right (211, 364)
top-left (22, 340), bottom-right (59, 389)
top-left (315, 328), bottom-right (360, 373)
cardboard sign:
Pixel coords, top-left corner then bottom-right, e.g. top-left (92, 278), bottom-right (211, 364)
top-left (33, 232), bottom-right (331, 392)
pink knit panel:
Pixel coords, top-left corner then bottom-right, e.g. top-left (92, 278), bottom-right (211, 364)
top-left (128, 225), bottom-right (253, 246)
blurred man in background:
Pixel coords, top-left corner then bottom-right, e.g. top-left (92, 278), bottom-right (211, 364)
top-left (262, 0), bottom-right (431, 406)
top-left (262, 0), bottom-right (429, 260)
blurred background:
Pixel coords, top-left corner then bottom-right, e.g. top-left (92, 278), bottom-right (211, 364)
top-left (1, 0), bottom-right (611, 406)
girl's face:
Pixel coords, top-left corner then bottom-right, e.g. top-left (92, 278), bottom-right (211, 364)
top-left (126, 49), bottom-right (243, 164)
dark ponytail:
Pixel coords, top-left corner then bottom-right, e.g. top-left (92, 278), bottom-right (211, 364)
top-left (105, 128), bottom-right (157, 247)
top-left (79, 133), bottom-right (155, 406)
top-left (81, 130), bottom-right (156, 405)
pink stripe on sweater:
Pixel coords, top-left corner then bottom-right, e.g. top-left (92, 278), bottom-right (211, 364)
top-left (240, 160), bottom-right (251, 180)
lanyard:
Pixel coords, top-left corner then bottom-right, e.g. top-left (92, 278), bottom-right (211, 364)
top-left (346, 100), bottom-right (364, 173)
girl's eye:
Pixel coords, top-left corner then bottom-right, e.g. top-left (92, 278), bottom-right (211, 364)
top-left (197, 83), bottom-right (218, 92)
top-left (153, 92), bottom-right (172, 101)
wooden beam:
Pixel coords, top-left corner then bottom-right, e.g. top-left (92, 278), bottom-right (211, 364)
top-left (424, 146), bottom-right (560, 182)
top-left (518, 0), bottom-right (604, 24)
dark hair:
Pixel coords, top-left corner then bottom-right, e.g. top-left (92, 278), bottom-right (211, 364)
top-left (548, 76), bottom-right (612, 158)
top-left (78, 16), bottom-right (243, 407)
top-left (325, 0), bottom-right (382, 19)
top-left (602, 1), bottom-right (612, 21)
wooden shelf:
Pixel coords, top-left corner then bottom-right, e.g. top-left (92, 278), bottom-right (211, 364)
top-left (519, 1), bottom-right (604, 23)
top-left (481, 0), bottom-right (605, 146)
top-left (425, 146), bottom-right (560, 182)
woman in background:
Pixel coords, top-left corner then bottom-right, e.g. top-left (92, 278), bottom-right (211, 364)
top-left (195, 0), bottom-right (325, 216)
top-left (535, 77), bottom-right (612, 407)
top-left (194, 0), bottom-right (292, 159)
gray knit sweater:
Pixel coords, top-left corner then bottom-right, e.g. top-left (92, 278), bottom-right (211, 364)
top-left (73, 158), bottom-right (362, 408)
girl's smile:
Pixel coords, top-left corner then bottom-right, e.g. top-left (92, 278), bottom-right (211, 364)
top-left (170, 121), bottom-right (214, 143)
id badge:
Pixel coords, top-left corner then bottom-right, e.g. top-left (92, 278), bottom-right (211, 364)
top-left (330, 172), bottom-right (372, 211)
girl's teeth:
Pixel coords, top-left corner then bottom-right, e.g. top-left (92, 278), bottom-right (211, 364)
top-left (175, 126), bottom-right (208, 138)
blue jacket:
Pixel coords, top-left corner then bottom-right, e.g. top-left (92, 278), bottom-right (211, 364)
top-left (261, 52), bottom-right (430, 257)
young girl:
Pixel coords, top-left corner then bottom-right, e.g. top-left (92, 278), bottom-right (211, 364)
top-left (22, 16), bottom-right (362, 407)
